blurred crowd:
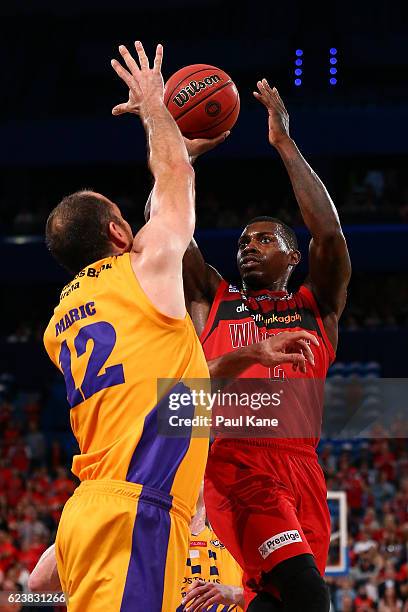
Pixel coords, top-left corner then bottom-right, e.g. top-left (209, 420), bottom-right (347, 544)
top-left (0, 372), bottom-right (407, 611)
top-left (1, 273), bottom-right (407, 350)
top-left (1, 161), bottom-right (407, 236)
top-left (323, 439), bottom-right (408, 611)
top-left (0, 388), bottom-right (76, 602)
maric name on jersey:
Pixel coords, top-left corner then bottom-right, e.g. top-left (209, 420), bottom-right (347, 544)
top-left (172, 75), bottom-right (222, 108)
top-left (55, 301), bottom-right (96, 337)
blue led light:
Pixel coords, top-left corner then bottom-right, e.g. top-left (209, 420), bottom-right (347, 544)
top-left (330, 57), bottom-right (337, 65)
top-left (295, 49), bottom-right (303, 57)
top-left (295, 59), bottom-right (303, 66)
top-left (295, 68), bottom-right (302, 76)
top-left (330, 67), bottom-right (337, 75)
top-left (294, 78), bottom-right (302, 86)
top-left (329, 77), bottom-right (337, 85)
top-left (330, 48), bottom-right (337, 55)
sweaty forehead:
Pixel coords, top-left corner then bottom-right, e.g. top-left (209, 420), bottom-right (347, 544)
top-left (240, 221), bottom-right (282, 239)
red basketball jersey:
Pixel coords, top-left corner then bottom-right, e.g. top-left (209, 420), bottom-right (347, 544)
top-left (201, 281), bottom-right (335, 447)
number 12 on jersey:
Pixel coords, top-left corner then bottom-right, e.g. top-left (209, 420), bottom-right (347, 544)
top-left (59, 321), bottom-right (125, 408)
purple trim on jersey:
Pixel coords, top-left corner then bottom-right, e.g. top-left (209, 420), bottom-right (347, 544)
top-left (176, 602), bottom-right (236, 611)
top-left (120, 488), bottom-right (171, 611)
top-left (126, 382), bottom-right (194, 494)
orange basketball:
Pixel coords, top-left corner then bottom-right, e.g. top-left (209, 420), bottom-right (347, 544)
top-left (164, 64), bottom-right (240, 139)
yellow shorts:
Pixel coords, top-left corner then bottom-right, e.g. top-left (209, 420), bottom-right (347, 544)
top-left (55, 480), bottom-right (191, 612)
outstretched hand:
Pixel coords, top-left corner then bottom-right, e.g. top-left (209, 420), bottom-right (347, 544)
top-left (253, 79), bottom-right (290, 147)
top-left (254, 330), bottom-right (319, 373)
top-left (111, 41), bottom-right (164, 117)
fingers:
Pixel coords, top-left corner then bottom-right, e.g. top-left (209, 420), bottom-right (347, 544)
top-left (153, 43), bottom-right (163, 73)
top-left (135, 40), bottom-right (149, 70)
top-left (281, 330), bottom-right (320, 347)
top-left (111, 59), bottom-right (134, 89)
top-left (274, 352), bottom-right (307, 372)
top-left (112, 102), bottom-right (130, 116)
top-left (182, 582), bottom-right (208, 606)
top-left (294, 339), bottom-right (315, 366)
top-left (118, 44), bottom-right (140, 76)
top-left (254, 79), bottom-right (286, 110)
top-left (195, 595), bottom-right (219, 609)
top-left (273, 85), bottom-right (286, 107)
top-left (183, 586), bottom-right (212, 611)
top-left (197, 130), bottom-right (231, 149)
top-left (215, 130), bottom-right (231, 142)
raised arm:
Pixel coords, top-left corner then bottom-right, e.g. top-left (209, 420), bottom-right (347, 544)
top-left (254, 81), bottom-right (351, 348)
top-left (111, 41), bottom-right (195, 319)
top-left (143, 134), bottom-right (229, 331)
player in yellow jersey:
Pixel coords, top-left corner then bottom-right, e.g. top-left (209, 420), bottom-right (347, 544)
top-left (29, 485), bottom-right (244, 611)
top-left (179, 485), bottom-right (244, 612)
top-left (43, 41), bottom-right (210, 612)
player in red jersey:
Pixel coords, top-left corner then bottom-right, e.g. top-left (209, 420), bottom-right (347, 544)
top-left (181, 81), bottom-right (351, 611)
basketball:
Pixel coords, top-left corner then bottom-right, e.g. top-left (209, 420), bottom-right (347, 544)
top-left (164, 64), bottom-right (240, 139)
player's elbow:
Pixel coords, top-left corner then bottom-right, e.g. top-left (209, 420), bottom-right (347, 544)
top-left (168, 214), bottom-right (196, 253)
top-left (28, 570), bottom-right (45, 592)
top-left (155, 160), bottom-right (195, 182)
top-left (317, 225), bottom-right (345, 243)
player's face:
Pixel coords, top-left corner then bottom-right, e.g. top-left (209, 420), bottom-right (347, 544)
top-left (237, 222), bottom-right (295, 289)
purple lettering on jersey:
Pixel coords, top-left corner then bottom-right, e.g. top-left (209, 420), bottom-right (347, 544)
top-left (55, 319), bottom-right (66, 337)
top-left (69, 309), bottom-right (80, 323)
top-left (85, 301), bottom-right (96, 316)
top-left (55, 302), bottom-right (96, 336)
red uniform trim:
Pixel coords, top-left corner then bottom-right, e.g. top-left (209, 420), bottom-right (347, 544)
top-left (199, 279), bottom-right (228, 344)
top-left (298, 285), bottom-right (336, 365)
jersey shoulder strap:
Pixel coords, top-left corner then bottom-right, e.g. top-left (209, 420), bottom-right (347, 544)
top-left (298, 284), bottom-right (336, 363)
top-left (200, 280), bottom-right (232, 344)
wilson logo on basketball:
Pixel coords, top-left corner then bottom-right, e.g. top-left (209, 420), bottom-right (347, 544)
top-left (172, 75), bottom-right (222, 108)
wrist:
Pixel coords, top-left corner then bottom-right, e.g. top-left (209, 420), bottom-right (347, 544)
top-left (140, 98), bottom-right (166, 122)
top-left (232, 587), bottom-right (244, 606)
top-left (240, 343), bottom-right (259, 366)
top-left (272, 134), bottom-right (296, 153)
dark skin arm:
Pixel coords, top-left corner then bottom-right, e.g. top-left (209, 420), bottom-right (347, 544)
top-left (145, 130), bottom-right (327, 376)
top-left (254, 80), bottom-right (351, 351)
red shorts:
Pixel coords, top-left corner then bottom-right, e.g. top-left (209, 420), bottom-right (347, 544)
top-left (204, 439), bottom-right (331, 607)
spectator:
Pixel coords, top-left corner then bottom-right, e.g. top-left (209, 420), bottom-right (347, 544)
top-left (25, 422), bottom-right (46, 468)
top-left (335, 576), bottom-right (357, 610)
top-left (354, 584), bottom-right (376, 611)
top-left (379, 584), bottom-right (403, 611)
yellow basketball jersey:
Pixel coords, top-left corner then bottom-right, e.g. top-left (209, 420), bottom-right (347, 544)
top-left (179, 526), bottom-right (244, 611)
top-left (43, 254), bottom-right (210, 513)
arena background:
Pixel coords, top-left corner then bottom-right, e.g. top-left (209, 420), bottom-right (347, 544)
top-left (0, 1), bottom-right (407, 610)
